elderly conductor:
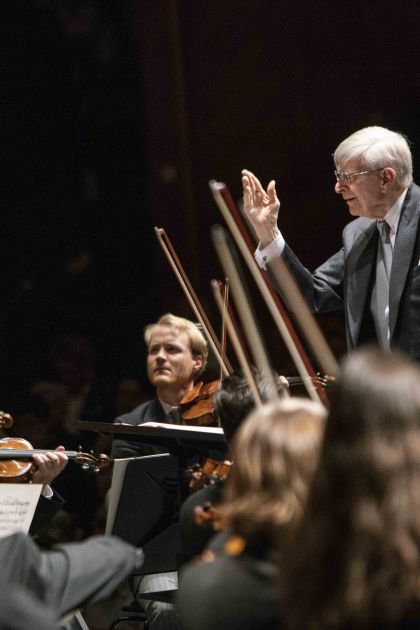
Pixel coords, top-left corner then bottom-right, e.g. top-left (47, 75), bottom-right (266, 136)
top-left (243, 126), bottom-right (420, 359)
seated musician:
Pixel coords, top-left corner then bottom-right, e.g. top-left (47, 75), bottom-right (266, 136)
top-left (176, 397), bottom-right (326, 630)
top-left (2, 395), bottom-right (70, 534)
top-left (180, 368), bottom-right (288, 561)
top-left (111, 312), bottom-right (209, 459)
top-left (111, 312), bottom-right (209, 630)
top-left (0, 530), bottom-right (144, 628)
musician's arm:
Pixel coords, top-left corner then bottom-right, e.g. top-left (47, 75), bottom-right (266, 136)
top-left (29, 490), bottom-right (66, 535)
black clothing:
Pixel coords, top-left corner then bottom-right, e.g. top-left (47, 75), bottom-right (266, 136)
top-left (111, 398), bottom-right (168, 459)
top-left (177, 545), bottom-right (281, 630)
top-left (30, 490), bottom-right (65, 535)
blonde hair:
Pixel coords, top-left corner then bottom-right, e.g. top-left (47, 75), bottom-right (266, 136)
top-left (144, 313), bottom-right (208, 375)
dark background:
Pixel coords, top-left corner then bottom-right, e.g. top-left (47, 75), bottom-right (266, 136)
top-left (3, 0), bottom-right (420, 397)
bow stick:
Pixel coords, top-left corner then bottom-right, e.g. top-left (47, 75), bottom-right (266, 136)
top-left (210, 180), bottom-right (339, 399)
top-left (212, 225), bottom-right (285, 404)
top-left (154, 227), bottom-right (232, 376)
top-left (211, 279), bottom-right (263, 406)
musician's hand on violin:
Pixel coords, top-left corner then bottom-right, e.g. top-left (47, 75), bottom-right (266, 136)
top-left (242, 169), bottom-right (281, 247)
top-left (31, 446), bottom-right (68, 490)
top-left (277, 374), bottom-right (291, 397)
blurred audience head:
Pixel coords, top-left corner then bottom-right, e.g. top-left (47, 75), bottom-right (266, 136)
top-left (8, 393), bottom-right (50, 448)
top-left (114, 376), bottom-right (146, 416)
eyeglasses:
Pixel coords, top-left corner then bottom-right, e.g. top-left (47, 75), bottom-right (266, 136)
top-left (334, 167), bottom-right (384, 184)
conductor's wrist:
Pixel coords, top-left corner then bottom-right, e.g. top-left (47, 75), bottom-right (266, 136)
top-left (259, 226), bottom-right (280, 248)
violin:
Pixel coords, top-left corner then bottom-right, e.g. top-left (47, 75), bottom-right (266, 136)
top-left (180, 380), bottom-right (220, 425)
top-left (179, 373), bottom-right (334, 426)
top-left (186, 457), bottom-right (232, 491)
top-left (193, 500), bottom-right (222, 530)
top-left (286, 373), bottom-right (335, 391)
top-left (0, 437), bottom-right (109, 483)
top-left (0, 411), bottom-right (13, 430)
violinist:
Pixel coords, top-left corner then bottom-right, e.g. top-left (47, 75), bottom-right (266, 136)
top-left (0, 530), bottom-right (144, 628)
top-left (180, 368), bottom-right (288, 561)
top-left (111, 313), bottom-right (209, 459)
top-left (177, 397), bottom-right (326, 630)
top-left (111, 312), bottom-right (209, 630)
top-left (3, 393), bottom-right (70, 534)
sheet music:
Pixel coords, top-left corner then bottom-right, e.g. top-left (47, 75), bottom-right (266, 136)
top-left (0, 484), bottom-right (42, 538)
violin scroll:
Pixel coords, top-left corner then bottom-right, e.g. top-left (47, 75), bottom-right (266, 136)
top-left (74, 448), bottom-right (109, 473)
top-left (0, 411), bottom-right (13, 429)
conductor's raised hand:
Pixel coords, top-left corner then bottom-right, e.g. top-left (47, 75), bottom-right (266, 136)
top-left (242, 169), bottom-right (280, 247)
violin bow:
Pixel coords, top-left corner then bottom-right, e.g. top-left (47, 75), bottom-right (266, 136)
top-left (212, 225), bottom-right (281, 404)
top-left (211, 278), bottom-right (263, 407)
top-left (219, 278), bottom-right (229, 382)
top-left (209, 180), bottom-right (339, 403)
top-left (154, 227), bottom-right (232, 377)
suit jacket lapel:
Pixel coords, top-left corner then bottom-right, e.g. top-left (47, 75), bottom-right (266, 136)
top-left (389, 186), bottom-right (420, 337)
top-left (346, 220), bottom-right (377, 348)
top-left (151, 398), bottom-right (167, 421)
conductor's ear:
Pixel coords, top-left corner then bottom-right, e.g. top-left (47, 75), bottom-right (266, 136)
top-left (382, 167), bottom-right (397, 188)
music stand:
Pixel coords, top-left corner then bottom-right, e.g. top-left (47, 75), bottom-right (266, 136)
top-left (107, 453), bottom-right (183, 574)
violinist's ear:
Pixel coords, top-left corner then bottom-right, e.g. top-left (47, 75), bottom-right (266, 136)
top-left (192, 354), bottom-right (204, 374)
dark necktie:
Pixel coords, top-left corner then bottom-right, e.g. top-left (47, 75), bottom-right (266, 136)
top-left (375, 220), bottom-right (392, 346)
top-left (167, 407), bottom-right (182, 425)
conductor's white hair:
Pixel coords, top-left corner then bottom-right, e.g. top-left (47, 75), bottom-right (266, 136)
top-left (334, 126), bottom-right (413, 188)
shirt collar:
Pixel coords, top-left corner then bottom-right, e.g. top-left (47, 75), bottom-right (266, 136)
top-left (159, 398), bottom-right (179, 417)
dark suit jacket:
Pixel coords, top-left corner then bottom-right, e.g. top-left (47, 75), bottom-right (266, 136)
top-left (177, 546), bottom-right (281, 630)
top-left (111, 398), bottom-right (168, 459)
top-left (30, 490), bottom-right (65, 536)
top-left (280, 183), bottom-right (420, 359)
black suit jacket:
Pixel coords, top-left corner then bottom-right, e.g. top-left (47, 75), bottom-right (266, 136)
top-left (177, 546), bottom-right (281, 630)
top-left (280, 183), bottom-right (420, 359)
top-left (29, 490), bottom-right (65, 535)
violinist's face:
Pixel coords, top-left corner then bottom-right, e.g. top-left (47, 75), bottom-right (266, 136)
top-left (147, 325), bottom-right (203, 399)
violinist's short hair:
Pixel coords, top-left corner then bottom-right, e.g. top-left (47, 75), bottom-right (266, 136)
top-left (144, 313), bottom-right (208, 376)
top-left (214, 368), bottom-right (287, 443)
top-left (333, 126), bottom-right (413, 188)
